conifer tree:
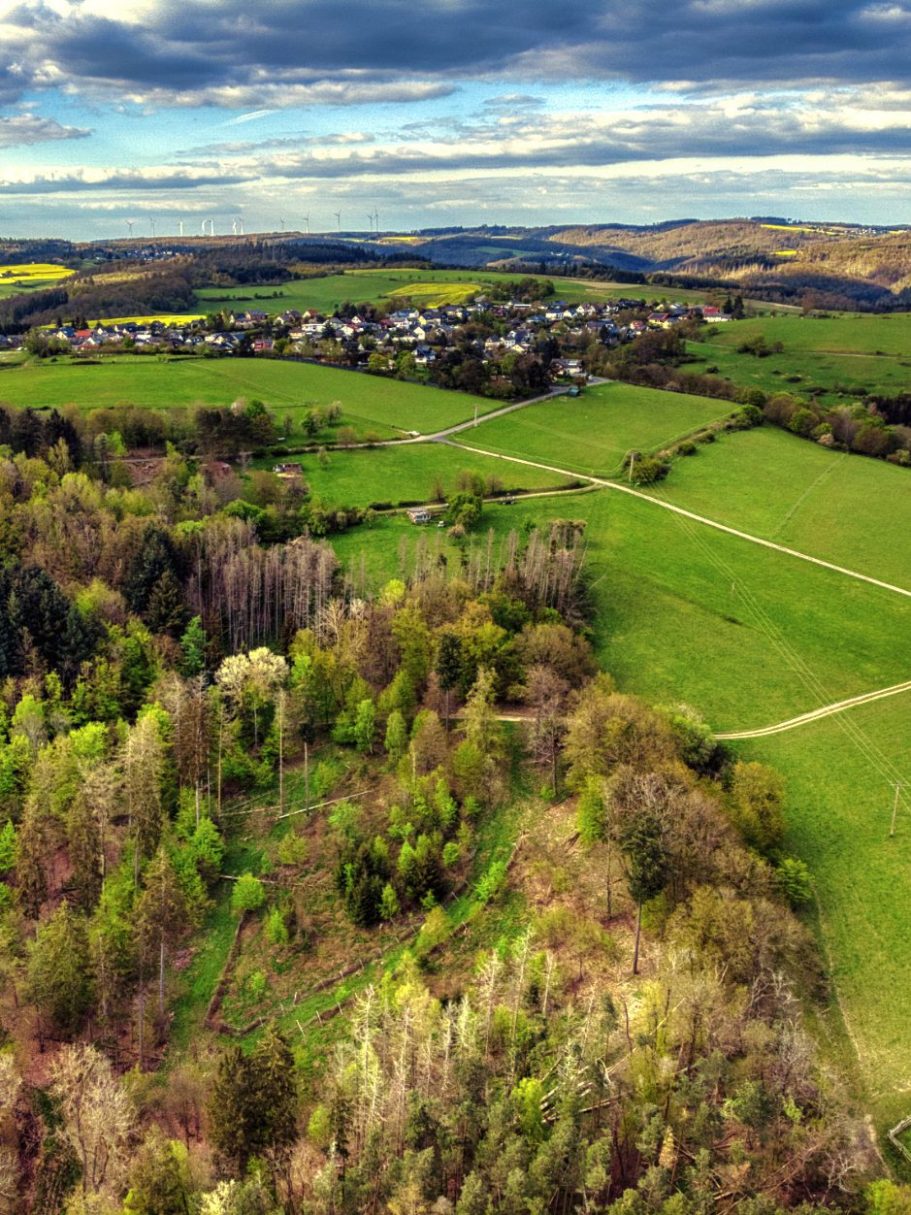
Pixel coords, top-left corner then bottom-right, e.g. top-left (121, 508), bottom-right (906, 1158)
top-left (27, 901), bottom-right (93, 1037)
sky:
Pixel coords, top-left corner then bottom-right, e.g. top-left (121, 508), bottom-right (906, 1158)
top-left (2, 0), bottom-right (911, 239)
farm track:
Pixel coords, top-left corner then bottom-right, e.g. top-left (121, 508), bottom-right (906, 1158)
top-left (448, 438), bottom-right (911, 600)
top-left (715, 678), bottom-right (911, 739)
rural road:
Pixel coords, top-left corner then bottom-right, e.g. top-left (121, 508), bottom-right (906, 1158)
top-left (471, 680), bottom-right (911, 739)
top-left (715, 678), bottom-right (911, 740)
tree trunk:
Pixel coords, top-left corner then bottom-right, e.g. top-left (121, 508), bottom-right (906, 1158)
top-left (159, 937), bottom-right (166, 1017)
top-left (632, 901), bottom-right (642, 975)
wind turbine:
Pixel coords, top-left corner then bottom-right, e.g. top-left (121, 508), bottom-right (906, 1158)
top-left (304, 213), bottom-right (310, 233)
top-left (150, 218), bottom-right (156, 238)
top-left (126, 219), bottom-right (134, 239)
top-left (238, 217), bottom-right (244, 235)
top-left (367, 213), bottom-right (374, 233)
top-left (373, 208), bottom-right (380, 233)
top-left (178, 220), bottom-right (184, 238)
top-left (334, 211), bottom-right (341, 230)
top-left (279, 216), bottom-right (285, 232)
top-left (232, 218), bottom-right (238, 236)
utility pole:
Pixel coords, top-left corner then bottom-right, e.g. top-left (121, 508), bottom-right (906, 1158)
top-left (890, 781), bottom-right (904, 837)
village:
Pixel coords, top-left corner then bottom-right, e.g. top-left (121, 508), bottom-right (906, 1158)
top-left (0, 291), bottom-right (730, 390)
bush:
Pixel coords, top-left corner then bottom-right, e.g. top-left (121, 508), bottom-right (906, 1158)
top-left (265, 906), bottom-right (289, 946)
top-left (231, 872), bottom-right (266, 915)
top-left (630, 455), bottom-right (670, 486)
top-left (775, 857), bottom-right (813, 907)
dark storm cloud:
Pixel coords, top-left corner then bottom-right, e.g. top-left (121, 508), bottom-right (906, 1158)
top-left (6, 0), bottom-right (911, 108)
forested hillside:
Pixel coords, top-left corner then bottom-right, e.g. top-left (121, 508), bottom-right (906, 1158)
top-left (0, 403), bottom-right (903, 1215)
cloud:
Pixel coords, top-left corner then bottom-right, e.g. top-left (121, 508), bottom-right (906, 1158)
top-left (5, 86), bottom-right (911, 199)
top-left (4, 0), bottom-right (911, 112)
top-left (0, 113), bottom-right (91, 146)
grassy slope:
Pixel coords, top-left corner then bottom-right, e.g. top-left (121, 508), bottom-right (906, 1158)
top-left (0, 356), bottom-right (500, 436)
top-left (737, 697), bottom-right (911, 1131)
top-left (452, 382), bottom-right (731, 476)
top-left (654, 425), bottom-right (911, 589)
top-left (334, 485), bottom-right (911, 731)
top-left (688, 313), bottom-right (911, 402)
top-left (195, 269), bottom-right (718, 316)
top-left (253, 443), bottom-right (575, 507)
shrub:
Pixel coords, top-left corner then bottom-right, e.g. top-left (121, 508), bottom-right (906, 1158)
top-left (775, 857), bottom-right (813, 908)
top-left (265, 906), bottom-right (289, 947)
top-left (231, 872), bottom-right (266, 915)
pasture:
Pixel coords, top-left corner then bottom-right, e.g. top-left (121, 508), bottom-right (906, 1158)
top-left (334, 476), bottom-right (911, 731)
top-left (194, 268), bottom-right (720, 317)
top-left (253, 442), bottom-right (576, 508)
top-left (654, 424), bottom-right (911, 589)
top-left (688, 312), bottom-right (911, 402)
top-left (0, 356), bottom-right (499, 438)
top-left (738, 696), bottom-right (911, 1130)
top-left (453, 381), bottom-right (731, 476)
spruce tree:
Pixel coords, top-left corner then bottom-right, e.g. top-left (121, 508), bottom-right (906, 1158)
top-left (27, 901), bottom-right (93, 1037)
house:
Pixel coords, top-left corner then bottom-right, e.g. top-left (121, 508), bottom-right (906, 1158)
top-left (273, 462), bottom-right (303, 479)
top-left (407, 507), bottom-right (432, 524)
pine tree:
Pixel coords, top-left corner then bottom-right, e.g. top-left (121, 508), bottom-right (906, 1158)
top-left (27, 901), bottom-right (93, 1037)
top-left (208, 1024), bottom-right (298, 1175)
top-left (122, 713), bottom-right (166, 869)
top-left (135, 848), bottom-right (191, 1019)
top-left (179, 615), bottom-right (207, 677)
top-left (16, 799), bottom-right (48, 919)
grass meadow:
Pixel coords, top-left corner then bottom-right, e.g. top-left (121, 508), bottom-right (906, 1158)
top-left (0, 355), bottom-right (500, 438)
top-left (653, 424), bottom-right (911, 589)
top-left (194, 268), bottom-right (720, 316)
top-left (688, 312), bottom-right (911, 402)
top-left (254, 441), bottom-right (577, 507)
top-left (738, 697), bottom-right (911, 1131)
top-left (453, 381), bottom-right (732, 476)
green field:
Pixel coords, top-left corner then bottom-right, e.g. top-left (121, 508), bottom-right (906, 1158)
top-left (688, 313), bottom-right (911, 402)
top-left (334, 480), bottom-right (911, 730)
top-left (0, 355), bottom-right (500, 438)
top-left (653, 424), bottom-right (911, 589)
top-left (738, 697), bottom-right (911, 1130)
top-left (254, 441), bottom-right (576, 507)
top-left (452, 381), bottom-right (731, 476)
top-left (195, 268), bottom-right (720, 317)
